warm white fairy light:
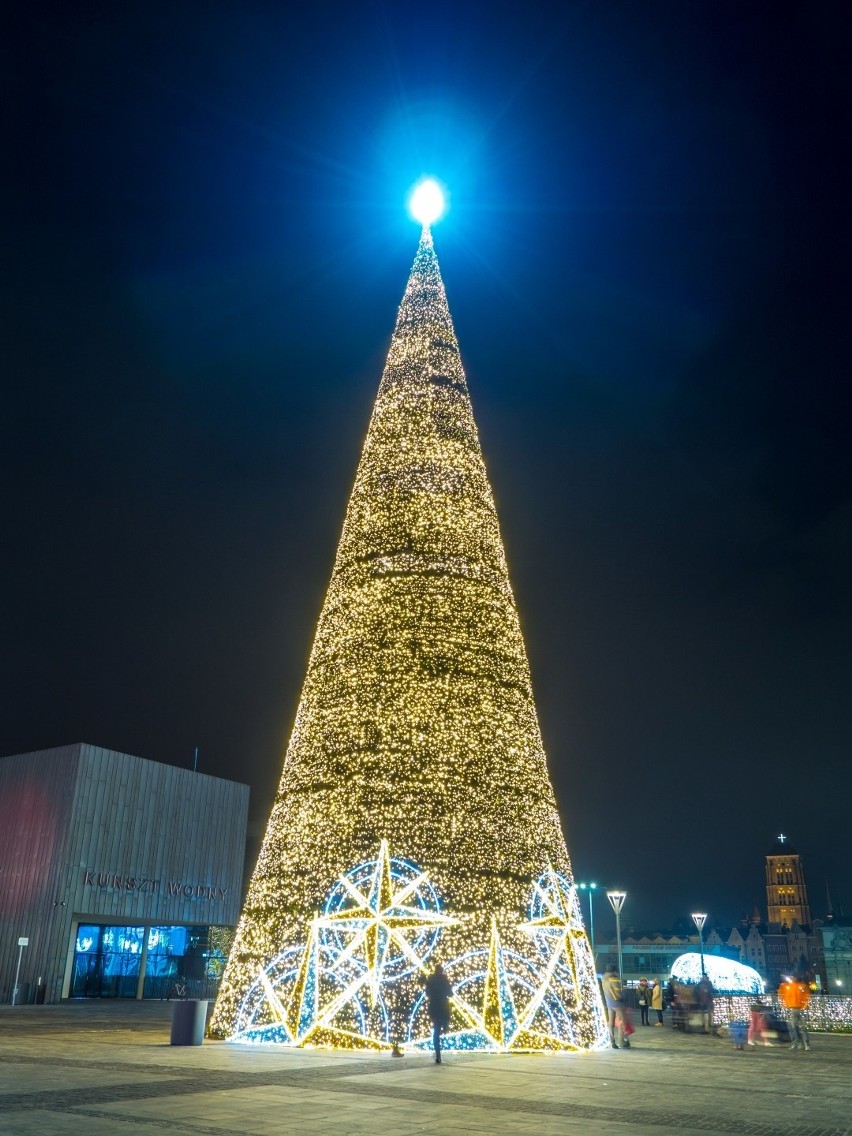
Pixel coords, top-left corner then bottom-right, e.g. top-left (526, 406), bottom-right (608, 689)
top-left (714, 994), bottom-right (852, 1033)
top-left (210, 227), bottom-right (606, 1050)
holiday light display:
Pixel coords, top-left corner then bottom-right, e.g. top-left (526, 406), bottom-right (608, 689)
top-left (231, 848), bottom-right (608, 1052)
top-left (211, 217), bottom-right (608, 1051)
top-left (713, 994), bottom-right (852, 1033)
top-left (671, 953), bottom-right (764, 995)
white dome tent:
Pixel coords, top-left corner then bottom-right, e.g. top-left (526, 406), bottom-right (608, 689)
top-left (671, 953), bottom-right (764, 994)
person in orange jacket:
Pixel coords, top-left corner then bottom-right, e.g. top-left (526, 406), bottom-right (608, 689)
top-left (778, 976), bottom-right (811, 1051)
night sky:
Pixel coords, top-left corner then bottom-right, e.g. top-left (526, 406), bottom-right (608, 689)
top-left (4, 2), bottom-right (849, 934)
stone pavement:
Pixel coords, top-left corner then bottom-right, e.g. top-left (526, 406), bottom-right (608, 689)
top-left (0, 1002), bottom-right (849, 1135)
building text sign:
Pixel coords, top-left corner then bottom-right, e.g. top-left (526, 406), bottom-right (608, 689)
top-left (83, 870), bottom-right (229, 901)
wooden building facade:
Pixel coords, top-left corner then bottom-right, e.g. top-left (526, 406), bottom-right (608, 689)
top-left (0, 743), bottom-right (248, 1003)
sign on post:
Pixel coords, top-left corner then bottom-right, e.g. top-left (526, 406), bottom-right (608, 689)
top-left (12, 937), bottom-right (28, 1005)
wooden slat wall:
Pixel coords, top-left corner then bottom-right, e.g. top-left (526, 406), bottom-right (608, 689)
top-left (0, 743), bottom-right (249, 1002)
top-left (0, 745), bottom-right (79, 1003)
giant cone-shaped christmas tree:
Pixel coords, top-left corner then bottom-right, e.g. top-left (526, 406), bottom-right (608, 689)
top-left (211, 227), bottom-right (608, 1052)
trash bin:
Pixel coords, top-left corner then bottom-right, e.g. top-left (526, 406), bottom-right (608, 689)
top-left (170, 999), bottom-right (208, 1046)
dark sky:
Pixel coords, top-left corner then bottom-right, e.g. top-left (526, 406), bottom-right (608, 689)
top-left (3, 1), bottom-right (850, 933)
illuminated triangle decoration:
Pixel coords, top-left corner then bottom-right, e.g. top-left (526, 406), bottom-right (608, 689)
top-left (211, 225), bottom-right (609, 1052)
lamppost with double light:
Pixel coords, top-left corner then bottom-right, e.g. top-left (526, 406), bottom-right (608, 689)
top-left (692, 912), bottom-right (707, 976)
top-left (607, 891), bottom-right (627, 981)
top-left (577, 882), bottom-right (598, 962)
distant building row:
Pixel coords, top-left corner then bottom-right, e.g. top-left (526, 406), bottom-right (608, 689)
top-left (593, 836), bottom-right (852, 993)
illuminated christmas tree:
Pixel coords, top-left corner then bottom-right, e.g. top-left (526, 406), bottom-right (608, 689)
top-left (211, 187), bottom-right (608, 1051)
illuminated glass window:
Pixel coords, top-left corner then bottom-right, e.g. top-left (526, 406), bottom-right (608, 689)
top-left (70, 924), bottom-right (144, 998)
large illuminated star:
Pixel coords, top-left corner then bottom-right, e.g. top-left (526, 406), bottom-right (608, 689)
top-left (238, 842), bottom-right (459, 1047)
top-left (317, 839), bottom-right (457, 1005)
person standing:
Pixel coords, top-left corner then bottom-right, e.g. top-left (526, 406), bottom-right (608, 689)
top-left (696, 974), bottom-right (715, 1035)
top-left (747, 1000), bottom-right (767, 1047)
top-left (665, 976), bottom-right (679, 1028)
top-left (637, 978), bottom-right (650, 1026)
top-left (601, 964), bottom-right (629, 1049)
top-left (651, 978), bottom-right (664, 1025)
top-left (424, 962), bottom-right (453, 1063)
top-left (778, 975), bottom-right (811, 1051)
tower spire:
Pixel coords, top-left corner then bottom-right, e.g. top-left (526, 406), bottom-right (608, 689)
top-left (211, 231), bottom-right (607, 1052)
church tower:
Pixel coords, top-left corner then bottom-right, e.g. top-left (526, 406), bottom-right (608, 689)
top-left (765, 835), bottom-right (812, 928)
top-left (210, 225), bottom-right (608, 1052)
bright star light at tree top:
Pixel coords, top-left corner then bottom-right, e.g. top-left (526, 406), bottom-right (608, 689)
top-left (408, 177), bottom-right (447, 226)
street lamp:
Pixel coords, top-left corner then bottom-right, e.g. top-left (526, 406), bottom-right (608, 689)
top-left (607, 891), bottom-right (627, 981)
top-left (577, 882), bottom-right (598, 961)
top-left (692, 912), bottom-right (707, 976)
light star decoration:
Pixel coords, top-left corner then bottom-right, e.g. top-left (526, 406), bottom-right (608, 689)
top-left (231, 847), bottom-right (609, 1052)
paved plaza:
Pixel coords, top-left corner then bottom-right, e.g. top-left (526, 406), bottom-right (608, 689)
top-left (0, 1002), bottom-right (849, 1135)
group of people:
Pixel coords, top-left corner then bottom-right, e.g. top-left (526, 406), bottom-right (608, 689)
top-left (601, 968), bottom-right (718, 1047)
top-left (600, 966), bottom-right (667, 1048)
top-left (665, 971), bottom-right (814, 1052)
top-left (665, 974), bottom-right (716, 1034)
top-left (635, 976), bottom-right (666, 1026)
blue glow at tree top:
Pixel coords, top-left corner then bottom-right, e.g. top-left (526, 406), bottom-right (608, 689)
top-left (408, 177), bottom-right (447, 226)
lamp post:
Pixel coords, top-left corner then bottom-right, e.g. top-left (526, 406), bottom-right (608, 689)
top-left (577, 882), bottom-right (598, 962)
top-left (607, 891), bottom-right (627, 982)
top-left (692, 912), bottom-right (707, 976)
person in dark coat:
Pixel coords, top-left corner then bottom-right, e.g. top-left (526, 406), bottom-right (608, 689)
top-left (696, 974), bottom-right (715, 1035)
top-left (424, 962), bottom-right (453, 1063)
top-left (636, 978), bottom-right (651, 1026)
